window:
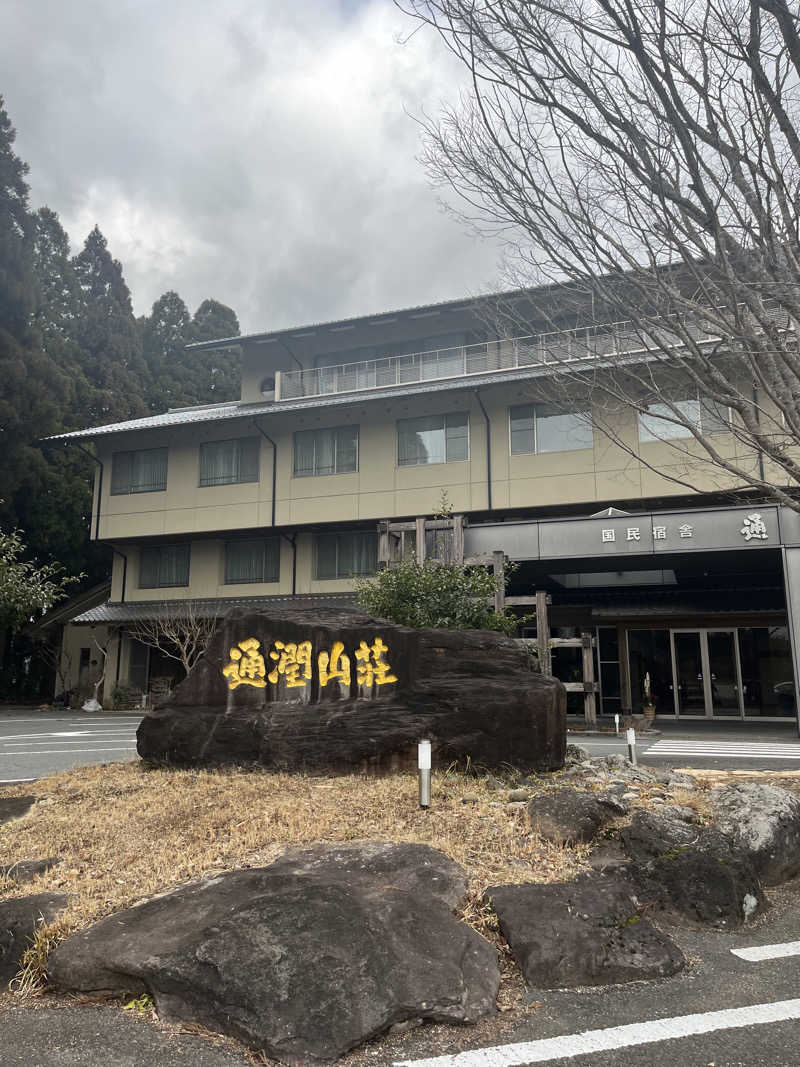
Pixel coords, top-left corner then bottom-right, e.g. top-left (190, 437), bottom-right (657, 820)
top-left (509, 406), bottom-right (593, 454)
top-left (397, 412), bottom-right (469, 466)
top-left (224, 539), bottom-right (280, 584)
top-left (293, 426), bottom-right (359, 477)
top-left (139, 544), bottom-right (190, 588)
top-left (199, 437), bottom-right (260, 486)
top-left (638, 396), bottom-right (730, 442)
top-left (111, 448), bottom-right (168, 494)
top-left (314, 531), bottom-right (378, 579)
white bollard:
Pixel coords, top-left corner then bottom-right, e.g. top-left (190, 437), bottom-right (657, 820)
top-left (626, 727), bottom-right (637, 766)
top-left (614, 713), bottom-right (620, 735)
top-left (418, 739), bottom-right (432, 809)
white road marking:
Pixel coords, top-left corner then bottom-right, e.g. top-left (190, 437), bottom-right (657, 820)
top-left (0, 747), bottom-right (137, 757)
top-left (731, 940), bottom-right (800, 961)
top-left (647, 740), bottom-right (800, 759)
top-left (0, 777), bottom-right (36, 783)
top-left (0, 731), bottom-right (135, 743)
top-left (394, 998), bottom-right (800, 1067)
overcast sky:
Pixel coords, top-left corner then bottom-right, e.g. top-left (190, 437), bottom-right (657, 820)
top-left (2, 0), bottom-right (507, 334)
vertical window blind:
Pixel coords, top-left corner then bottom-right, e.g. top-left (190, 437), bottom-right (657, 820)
top-left (199, 438), bottom-right (260, 486)
top-left (314, 532), bottom-right (378, 579)
top-left (293, 426), bottom-right (358, 477)
top-left (224, 539), bottom-right (280, 584)
top-left (111, 448), bottom-right (168, 494)
top-left (139, 544), bottom-right (190, 588)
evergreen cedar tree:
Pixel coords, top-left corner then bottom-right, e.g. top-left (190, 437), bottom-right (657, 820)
top-left (0, 96), bottom-right (240, 592)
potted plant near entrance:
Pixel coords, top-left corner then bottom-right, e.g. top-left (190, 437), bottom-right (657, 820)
top-left (642, 671), bottom-right (656, 725)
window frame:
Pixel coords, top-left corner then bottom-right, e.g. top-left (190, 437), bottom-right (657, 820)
top-left (508, 405), bottom-right (594, 456)
top-left (396, 411), bottom-right (470, 467)
top-left (313, 530), bottom-right (378, 580)
top-left (292, 425), bottom-right (360, 478)
top-left (198, 436), bottom-right (260, 488)
top-left (138, 543), bottom-right (191, 589)
top-left (223, 538), bottom-right (281, 585)
top-left (638, 393), bottom-right (732, 443)
top-left (110, 447), bottom-right (168, 495)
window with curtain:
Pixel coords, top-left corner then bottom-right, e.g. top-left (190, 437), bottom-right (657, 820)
top-left (293, 426), bottom-right (359, 477)
top-left (397, 412), bottom-right (469, 466)
top-left (224, 539), bottom-right (280, 584)
top-left (139, 544), bottom-right (190, 588)
top-left (314, 531), bottom-right (378, 579)
top-left (509, 405), bottom-right (594, 455)
top-left (638, 395), bottom-right (730, 442)
top-left (111, 448), bottom-right (168, 494)
top-left (199, 437), bottom-right (260, 486)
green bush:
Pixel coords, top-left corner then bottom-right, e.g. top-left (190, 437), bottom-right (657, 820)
top-left (355, 558), bottom-right (523, 636)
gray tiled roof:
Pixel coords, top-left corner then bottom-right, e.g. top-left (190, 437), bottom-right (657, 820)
top-left (70, 593), bottom-right (357, 625)
top-left (46, 361), bottom-right (573, 443)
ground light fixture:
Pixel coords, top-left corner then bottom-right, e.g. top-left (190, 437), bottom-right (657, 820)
top-left (418, 739), bottom-right (432, 809)
top-left (627, 727), bottom-right (637, 766)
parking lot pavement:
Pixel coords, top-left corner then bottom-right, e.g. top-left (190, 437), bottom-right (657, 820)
top-left (389, 882), bottom-right (800, 1067)
top-left (0, 711), bottom-right (142, 783)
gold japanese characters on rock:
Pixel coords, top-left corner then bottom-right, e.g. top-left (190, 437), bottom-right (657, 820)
top-left (222, 637), bottom-right (398, 692)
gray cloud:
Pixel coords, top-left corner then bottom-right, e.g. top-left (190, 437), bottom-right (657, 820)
top-left (2, 0), bottom-right (505, 332)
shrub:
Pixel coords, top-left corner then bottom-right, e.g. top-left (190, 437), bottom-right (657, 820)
top-left (355, 558), bottom-right (523, 636)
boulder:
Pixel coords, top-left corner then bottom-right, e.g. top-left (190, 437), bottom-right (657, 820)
top-left (711, 783), bottom-right (800, 886)
top-left (527, 789), bottom-right (627, 845)
top-left (0, 893), bottom-right (66, 986)
top-left (621, 810), bottom-right (765, 926)
top-left (564, 744), bottom-right (590, 765)
top-left (485, 873), bottom-right (685, 989)
top-left (48, 842), bottom-right (499, 1064)
top-left (137, 607), bottom-right (565, 774)
top-left (0, 858), bottom-right (60, 886)
top-left (0, 797), bottom-right (35, 827)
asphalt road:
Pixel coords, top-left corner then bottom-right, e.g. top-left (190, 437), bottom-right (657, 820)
top-left (0, 710), bottom-right (140, 783)
top-left (388, 882), bottom-right (800, 1067)
top-left (570, 722), bottom-right (800, 771)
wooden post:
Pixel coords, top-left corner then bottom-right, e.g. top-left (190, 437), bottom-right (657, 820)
top-left (415, 516), bottom-right (427, 563)
top-left (582, 631), bottom-right (597, 727)
top-left (535, 591), bottom-right (551, 676)
top-left (378, 521), bottom-right (390, 567)
top-left (452, 514), bottom-right (465, 563)
top-left (492, 550), bottom-right (505, 614)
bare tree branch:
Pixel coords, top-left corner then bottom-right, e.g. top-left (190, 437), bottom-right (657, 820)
top-left (129, 602), bottom-right (217, 679)
top-left (400, 0), bottom-right (800, 506)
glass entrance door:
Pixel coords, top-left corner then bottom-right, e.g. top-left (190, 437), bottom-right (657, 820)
top-left (670, 629), bottom-right (743, 717)
top-left (672, 631), bottom-right (706, 715)
top-left (706, 630), bottom-right (741, 716)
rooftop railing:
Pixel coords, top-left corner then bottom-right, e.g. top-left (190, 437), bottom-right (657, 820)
top-left (274, 304), bottom-right (791, 402)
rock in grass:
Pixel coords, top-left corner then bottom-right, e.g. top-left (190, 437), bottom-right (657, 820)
top-left (0, 893), bottom-right (66, 987)
top-left (527, 788), bottom-right (626, 845)
top-left (0, 797), bottom-right (35, 827)
top-left (0, 858), bottom-right (61, 885)
top-left (621, 809), bottom-right (765, 926)
top-left (711, 783), bottom-right (800, 886)
top-left (485, 873), bottom-right (685, 989)
top-left (48, 842), bottom-right (499, 1064)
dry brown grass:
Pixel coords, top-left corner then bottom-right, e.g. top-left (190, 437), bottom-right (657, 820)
top-left (0, 761), bottom-right (582, 974)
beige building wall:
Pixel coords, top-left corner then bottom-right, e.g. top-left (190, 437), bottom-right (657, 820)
top-left (95, 382), bottom-right (758, 545)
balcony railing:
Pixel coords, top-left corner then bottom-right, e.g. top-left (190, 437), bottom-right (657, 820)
top-left (273, 304), bottom-right (791, 402)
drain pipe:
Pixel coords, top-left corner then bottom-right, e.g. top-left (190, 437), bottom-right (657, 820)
top-left (473, 390), bottom-right (493, 512)
top-left (251, 420), bottom-right (278, 528)
top-left (71, 442), bottom-right (104, 540)
top-left (280, 533), bottom-right (297, 594)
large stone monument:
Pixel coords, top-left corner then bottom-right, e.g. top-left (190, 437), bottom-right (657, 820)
top-left (136, 607), bottom-right (566, 772)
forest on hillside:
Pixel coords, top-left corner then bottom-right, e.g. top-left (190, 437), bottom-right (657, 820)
top-left (0, 96), bottom-right (241, 695)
